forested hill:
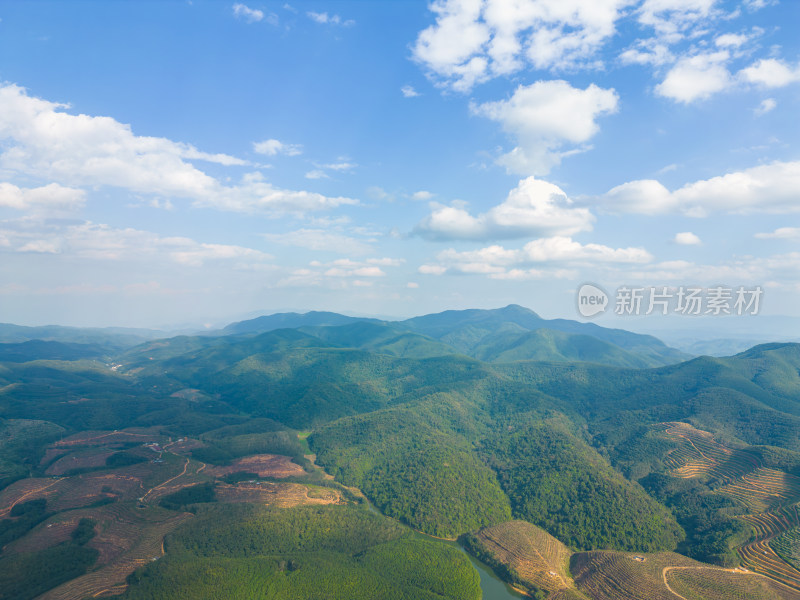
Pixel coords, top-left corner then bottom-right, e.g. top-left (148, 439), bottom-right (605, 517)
top-left (3, 314), bottom-right (800, 598)
top-left (198, 305), bottom-right (693, 368)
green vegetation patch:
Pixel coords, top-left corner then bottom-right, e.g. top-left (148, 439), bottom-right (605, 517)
top-left (121, 504), bottom-right (480, 600)
top-left (481, 420), bottom-right (685, 552)
top-left (0, 539), bottom-right (98, 600)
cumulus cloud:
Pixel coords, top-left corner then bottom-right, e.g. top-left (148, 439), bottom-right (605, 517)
top-left (418, 236), bottom-right (651, 278)
top-left (0, 84), bottom-right (354, 216)
top-left (0, 183), bottom-right (85, 213)
top-left (755, 227), bottom-right (800, 240)
top-left (600, 161), bottom-right (800, 216)
top-left (739, 58), bottom-right (800, 88)
top-left (471, 80), bottom-right (618, 175)
top-left (233, 3), bottom-right (265, 23)
top-left (674, 231), bottom-right (702, 245)
top-left (401, 85), bottom-right (421, 98)
top-left (412, 0), bottom-right (634, 91)
top-left (656, 51), bottom-right (733, 103)
top-left (253, 138), bottom-right (303, 156)
top-left (414, 176), bottom-right (593, 241)
top-left (411, 190), bottom-right (434, 201)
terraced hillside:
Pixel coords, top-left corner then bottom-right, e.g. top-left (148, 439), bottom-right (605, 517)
top-left (571, 550), bottom-right (799, 600)
top-left (464, 520), bottom-right (575, 597)
top-left (654, 422), bottom-right (800, 592)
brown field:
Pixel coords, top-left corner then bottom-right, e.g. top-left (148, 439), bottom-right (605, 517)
top-left (5, 515), bottom-right (81, 554)
top-left (36, 503), bottom-right (192, 600)
top-left (205, 454), bottom-right (305, 479)
top-left (0, 477), bottom-right (64, 517)
top-left (45, 448), bottom-right (118, 476)
top-left (138, 458), bottom-right (210, 505)
top-left (215, 481), bottom-right (343, 507)
top-left (163, 437), bottom-right (205, 455)
top-left (54, 427), bottom-right (165, 448)
top-left (572, 550), bottom-right (800, 600)
top-left (1, 458), bottom-right (199, 517)
top-left (469, 520), bottom-right (573, 595)
top-left (39, 447), bottom-right (70, 466)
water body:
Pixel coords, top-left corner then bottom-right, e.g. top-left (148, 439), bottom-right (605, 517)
top-left (361, 498), bottom-right (523, 598)
top-left (461, 547), bottom-right (526, 599)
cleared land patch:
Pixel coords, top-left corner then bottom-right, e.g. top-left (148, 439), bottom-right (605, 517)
top-left (204, 454), bottom-right (304, 479)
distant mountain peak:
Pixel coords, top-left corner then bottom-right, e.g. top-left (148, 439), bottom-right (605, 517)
top-left (498, 304), bottom-right (541, 319)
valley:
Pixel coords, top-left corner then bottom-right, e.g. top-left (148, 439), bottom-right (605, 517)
top-left (2, 306), bottom-right (800, 598)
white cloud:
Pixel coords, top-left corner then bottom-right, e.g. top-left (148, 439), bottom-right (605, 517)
top-left (0, 183), bottom-right (85, 213)
top-left (411, 190), bottom-right (434, 201)
top-left (419, 236), bottom-right (651, 278)
top-left (307, 11), bottom-right (354, 26)
top-left (412, 0), bottom-right (634, 91)
top-left (471, 80), bottom-right (618, 175)
top-left (600, 160), bottom-right (800, 216)
top-left (321, 161), bottom-right (357, 171)
top-left (414, 176), bottom-right (593, 241)
top-left (253, 138), bottom-right (303, 156)
top-left (368, 257), bottom-right (405, 266)
top-left (209, 173), bottom-right (356, 214)
top-left (2, 221), bottom-right (273, 267)
top-left (619, 39), bottom-right (673, 66)
top-left (638, 0), bottom-right (717, 38)
top-left (0, 84), bottom-right (353, 216)
top-left (655, 51), bottom-right (733, 103)
top-left (233, 3), bottom-right (264, 23)
top-left (674, 231), bottom-right (702, 245)
top-left (743, 0), bottom-right (777, 10)
top-left (401, 85), bottom-right (421, 98)
top-left (754, 98), bottom-right (777, 115)
top-left (305, 170), bottom-right (328, 180)
top-left (263, 228), bottom-right (374, 255)
top-left (519, 236), bottom-right (651, 263)
top-left (739, 58), bottom-right (800, 88)
top-left (407, 282), bottom-right (419, 289)
top-left (714, 32), bottom-right (749, 48)
top-left (755, 227), bottom-right (800, 240)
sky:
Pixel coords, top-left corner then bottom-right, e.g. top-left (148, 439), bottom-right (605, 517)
top-left (0, 0), bottom-right (799, 329)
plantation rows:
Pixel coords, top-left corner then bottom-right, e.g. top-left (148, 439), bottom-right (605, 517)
top-left (658, 423), bottom-right (761, 484)
top-left (570, 550), bottom-right (800, 600)
top-left (571, 551), bottom-right (697, 600)
top-left (720, 470), bottom-right (800, 513)
top-left (667, 567), bottom-right (800, 600)
top-left (470, 520), bottom-right (571, 594)
top-left (36, 506), bottom-right (192, 600)
top-left (738, 507), bottom-right (800, 590)
top-left (772, 528), bottom-right (800, 573)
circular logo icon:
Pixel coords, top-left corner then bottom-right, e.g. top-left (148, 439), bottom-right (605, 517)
top-left (577, 283), bottom-right (608, 318)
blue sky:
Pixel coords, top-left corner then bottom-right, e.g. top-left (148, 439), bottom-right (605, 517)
top-left (0, 0), bottom-right (799, 328)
